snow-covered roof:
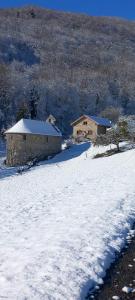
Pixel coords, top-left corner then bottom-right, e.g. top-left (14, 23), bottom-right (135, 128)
top-left (46, 114), bottom-right (56, 122)
top-left (86, 115), bottom-right (112, 127)
top-left (5, 119), bottom-right (62, 137)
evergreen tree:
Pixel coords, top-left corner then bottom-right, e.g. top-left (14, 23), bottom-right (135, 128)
top-left (29, 86), bottom-right (39, 119)
top-left (16, 103), bottom-right (29, 122)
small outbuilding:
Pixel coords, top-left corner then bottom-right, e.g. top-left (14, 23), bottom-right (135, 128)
top-left (5, 118), bottom-right (62, 166)
top-left (46, 114), bottom-right (56, 125)
top-left (71, 115), bottom-right (111, 141)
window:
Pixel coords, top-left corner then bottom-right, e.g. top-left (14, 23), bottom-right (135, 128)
top-left (88, 130), bottom-right (93, 135)
top-left (46, 136), bottom-right (48, 142)
top-left (23, 135), bottom-right (26, 141)
top-left (83, 121), bottom-right (87, 125)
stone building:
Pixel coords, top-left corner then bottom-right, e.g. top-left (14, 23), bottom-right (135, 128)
top-left (5, 118), bottom-right (62, 166)
top-left (71, 115), bottom-right (111, 141)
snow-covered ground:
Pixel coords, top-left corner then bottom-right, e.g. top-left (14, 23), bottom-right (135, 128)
top-left (0, 142), bottom-right (135, 300)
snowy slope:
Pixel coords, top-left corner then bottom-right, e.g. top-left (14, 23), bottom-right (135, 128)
top-left (0, 143), bottom-right (135, 300)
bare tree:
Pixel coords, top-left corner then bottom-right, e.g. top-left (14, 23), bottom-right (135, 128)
top-left (100, 106), bottom-right (120, 123)
top-left (96, 117), bottom-right (135, 152)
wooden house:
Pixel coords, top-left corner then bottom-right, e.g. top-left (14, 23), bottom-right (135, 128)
top-left (71, 115), bottom-right (111, 141)
top-left (5, 118), bottom-right (62, 166)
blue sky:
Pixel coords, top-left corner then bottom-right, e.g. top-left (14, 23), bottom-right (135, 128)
top-left (0, 0), bottom-right (135, 20)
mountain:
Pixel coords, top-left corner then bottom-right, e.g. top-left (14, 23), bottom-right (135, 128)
top-left (0, 6), bottom-right (135, 133)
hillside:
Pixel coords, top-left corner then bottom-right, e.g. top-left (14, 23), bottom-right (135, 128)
top-left (0, 142), bottom-right (135, 299)
top-left (0, 6), bottom-right (135, 132)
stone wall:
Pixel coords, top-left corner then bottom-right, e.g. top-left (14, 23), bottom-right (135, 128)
top-left (6, 133), bottom-right (62, 166)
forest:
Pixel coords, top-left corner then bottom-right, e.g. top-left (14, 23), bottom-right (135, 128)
top-left (0, 6), bottom-right (135, 133)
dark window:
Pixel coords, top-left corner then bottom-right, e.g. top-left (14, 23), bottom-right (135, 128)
top-left (77, 130), bottom-right (83, 135)
top-left (46, 136), bottom-right (48, 142)
top-left (83, 121), bottom-right (87, 125)
top-left (23, 135), bottom-right (26, 141)
top-left (88, 130), bottom-right (93, 135)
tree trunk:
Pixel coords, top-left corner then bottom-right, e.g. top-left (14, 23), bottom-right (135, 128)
top-left (116, 143), bottom-right (120, 152)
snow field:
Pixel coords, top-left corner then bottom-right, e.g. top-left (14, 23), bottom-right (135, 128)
top-left (0, 143), bottom-right (135, 299)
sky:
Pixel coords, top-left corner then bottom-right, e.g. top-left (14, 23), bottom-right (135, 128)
top-left (0, 0), bottom-right (135, 20)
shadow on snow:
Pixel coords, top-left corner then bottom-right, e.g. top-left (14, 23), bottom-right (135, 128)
top-left (42, 142), bottom-right (91, 165)
top-left (0, 142), bottom-right (91, 181)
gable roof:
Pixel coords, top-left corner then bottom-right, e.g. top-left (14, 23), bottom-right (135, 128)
top-left (5, 119), bottom-right (62, 137)
top-left (46, 114), bottom-right (56, 122)
top-left (71, 115), bottom-right (111, 127)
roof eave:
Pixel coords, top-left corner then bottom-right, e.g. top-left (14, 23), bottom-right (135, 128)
top-left (71, 115), bottom-right (88, 126)
top-left (5, 131), bottom-right (62, 137)
top-left (95, 123), bottom-right (111, 127)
